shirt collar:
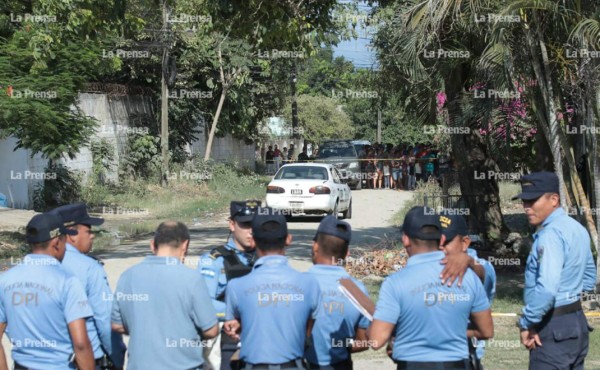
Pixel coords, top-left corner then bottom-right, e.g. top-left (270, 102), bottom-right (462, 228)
top-left (467, 248), bottom-right (478, 259)
top-left (66, 243), bottom-right (80, 254)
top-left (406, 251), bottom-right (445, 266)
top-left (534, 207), bottom-right (565, 235)
top-left (143, 255), bottom-right (182, 265)
top-left (253, 255), bottom-right (288, 269)
top-left (308, 264), bottom-right (347, 274)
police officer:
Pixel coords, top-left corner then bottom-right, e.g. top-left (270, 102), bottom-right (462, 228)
top-left (0, 212), bottom-right (95, 369)
top-left (51, 203), bottom-right (126, 370)
top-left (367, 206), bottom-right (493, 370)
top-left (199, 200), bottom-right (259, 370)
top-left (111, 221), bottom-right (218, 370)
top-left (223, 207), bottom-right (322, 370)
top-left (513, 172), bottom-right (596, 369)
top-left (439, 211), bottom-right (497, 370)
top-left (304, 215), bottom-right (370, 370)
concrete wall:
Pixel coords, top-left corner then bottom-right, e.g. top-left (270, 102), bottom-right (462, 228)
top-left (0, 92), bottom-right (255, 209)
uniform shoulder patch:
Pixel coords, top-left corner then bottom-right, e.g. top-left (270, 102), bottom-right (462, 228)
top-left (209, 248), bottom-right (222, 259)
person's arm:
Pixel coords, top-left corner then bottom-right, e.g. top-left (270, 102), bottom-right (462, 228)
top-left (0, 322), bottom-right (8, 370)
top-left (367, 320), bottom-right (395, 350)
top-left (68, 318), bottom-right (95, 370)
top-left (439, 252), bottom-right (471, 286)
top-left (306, 318), bottom-right (315, 339)
top-left (519, 231), bottom-right (564, 329)
top-left (192, 276), bottom-right (219, 339)
top-left (199, 255), bottom-right (227, 320)
top-left (467, 309), bottom-right (493, 339)
top-left (111, 278), bottom-right (128, 335)
top-left (351, 328), bottom-right (368, 352)
top-left (88, 264), bottom-right (125, 366)
top-left (583, 239), bottom-right (597, 292)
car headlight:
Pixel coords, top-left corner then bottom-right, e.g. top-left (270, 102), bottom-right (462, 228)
top-left (349, 162), bottom-right (358, 169)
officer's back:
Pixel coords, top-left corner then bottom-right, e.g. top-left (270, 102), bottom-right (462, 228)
top-left (224, 207), bottom-right (322, 369)
top-left (304, 215), bottom-right (370, 369)
top-left (368, 207), bottom-right (493, 369)
top-left (111, 221), bottom-right (218, 370)
top-left (0, 213), bottom-right (95, 370)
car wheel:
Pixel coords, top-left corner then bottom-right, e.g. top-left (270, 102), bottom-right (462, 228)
top-left (328, 200), bottom-right (339, 219)
top-left (341, 200), bottom-right (352, 219)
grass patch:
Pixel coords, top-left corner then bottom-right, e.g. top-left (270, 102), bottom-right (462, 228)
top-left (391, 179), bottom-right (443, 227)
top-left (0, 232), bottom-right (27, 259)
top-left (80, 162), bottom-right (270, 250)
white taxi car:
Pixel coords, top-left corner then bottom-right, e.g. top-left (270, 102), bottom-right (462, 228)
top-left (265, 163), bottom-right (352, 219)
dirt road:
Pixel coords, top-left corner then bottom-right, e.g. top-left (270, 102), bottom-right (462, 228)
top-left (1, 188), bottom-right (413, 369)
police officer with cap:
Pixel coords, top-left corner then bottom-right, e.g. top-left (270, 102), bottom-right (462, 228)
top-left (439, 211), bottom-right (496, 370)
top-left (199, 200), bottom-right (260, 370)
top-left (513, 171), bottom-right (596, 369)
top-left (368, 206), bottom-right (493, 370)
top-left (223, 207), bottom-right (322, 370)
top-left (51, 203), bottom-right (126, 370)
top-left (0, 212), bottom-right (95, 369)
top-left (304, 215), bottom-right (370, 370)
top-left (112, 221), bottom-right (218, 369)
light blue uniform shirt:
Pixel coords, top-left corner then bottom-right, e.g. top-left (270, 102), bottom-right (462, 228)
top-left (61, 243), bottom-right (125, 366)
top-left (373, 251), bottom-right (490, 362)
top-left (467, 248), bottom-right (496, 360)
top-left (111, 256), bottom-right (217, 370)
top-left (0, 254), bottom-right (93, 370)
top-left (519, 207), bottom-right (597, 329)
top-left (304, 265), bottom-right (370, 366)
top-left (225, 255), bottom-right (323, 364)
top-left (199, 239), bottom-right (253, 321)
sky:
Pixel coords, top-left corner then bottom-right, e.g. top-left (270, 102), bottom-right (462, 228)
top-left (332, 1), bottom-right (378, 69)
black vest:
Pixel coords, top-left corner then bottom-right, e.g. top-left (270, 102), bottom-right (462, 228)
top-left (210, 246), bottom-right (254, 301)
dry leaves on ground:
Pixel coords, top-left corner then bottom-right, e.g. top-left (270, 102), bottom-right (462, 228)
top-left (345, 237), bottom-right (408, 278)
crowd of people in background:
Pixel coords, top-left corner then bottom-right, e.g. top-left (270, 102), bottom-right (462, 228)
top-left (263, 141), bottom-right (452, 188)
top-left (358, 143), bottom-right (450, 190)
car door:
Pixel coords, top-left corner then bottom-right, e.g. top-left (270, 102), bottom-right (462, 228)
top-left (330, 168), bottom-right (348, 209)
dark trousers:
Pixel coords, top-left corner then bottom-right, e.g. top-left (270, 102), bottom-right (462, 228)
top-left (307, 359), bottom-right (353, 370)
top-left (529, 310), bottom-right (591, 370)
top-left (396, 359), bottom-right (469, 370)
top-left (220, 330), bottom-right (242, 370)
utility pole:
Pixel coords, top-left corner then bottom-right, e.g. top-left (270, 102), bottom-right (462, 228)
top-left (377, 108), bottom-right (382, 143)
top-left (291, 61), bottom-right (299, 142)
top-left (160, 0), bottom-right (169, 187)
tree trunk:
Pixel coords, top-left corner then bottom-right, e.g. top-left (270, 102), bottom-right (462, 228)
top-left (204, 88), bottom-right (227, 161)
top-left (445, 66), bottom-right (509, 248)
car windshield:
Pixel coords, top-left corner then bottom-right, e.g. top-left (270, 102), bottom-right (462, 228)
top-left (274, 166), bottom-right (329, 180)
top-left (317, 144), bottom-right (357, 158)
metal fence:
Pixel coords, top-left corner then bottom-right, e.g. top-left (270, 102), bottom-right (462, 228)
top-left (422, 193), bottom-right (484, 235)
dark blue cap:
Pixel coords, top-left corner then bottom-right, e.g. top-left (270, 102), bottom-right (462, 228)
top-left (50, 203), bottom-right (104, 227)
top-left (230, 200), bottom-right (260, 222)
top-left (251, 207), bottom-right (288, 243)
top-left (402, 206), bottom-right (442, 240)
top-left (313, 215), bottom-right (351, 243)
top-left (512, 171), bottom-right (559, 200)
top-left (26, 212), bottom-right (78, 243)
top-left (439, 211), bottom-right (468, 241)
